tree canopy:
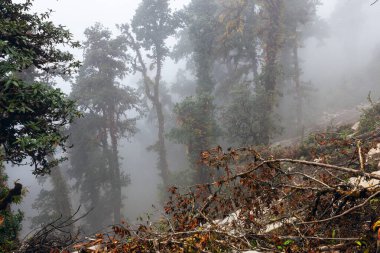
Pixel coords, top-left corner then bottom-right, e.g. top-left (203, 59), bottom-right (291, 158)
top-left (0, 0), bottom-right (81, 175)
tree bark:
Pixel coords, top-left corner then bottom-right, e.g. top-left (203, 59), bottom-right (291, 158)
top-left (259, 0), bottom-right (284, 145)
top-left (125, 31), bottom-right (170, 190)
top-left (109, 108), bottom-right (122, 223)
top-left (154, 55), bottom-right (170, 189)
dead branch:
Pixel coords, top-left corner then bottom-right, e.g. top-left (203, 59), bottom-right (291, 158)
top-left (17, 206), bottom-right (91, 253)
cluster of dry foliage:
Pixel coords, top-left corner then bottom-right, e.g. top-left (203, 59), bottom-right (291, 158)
top-left (20, 124), bottom-right (380, 252)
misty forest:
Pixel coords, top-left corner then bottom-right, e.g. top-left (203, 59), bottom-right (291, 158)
top-left (2, 0), bottom-right (380, 252)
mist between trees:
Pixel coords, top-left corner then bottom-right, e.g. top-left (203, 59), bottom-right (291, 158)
top-left (1, 0), bottom-right (380, 251)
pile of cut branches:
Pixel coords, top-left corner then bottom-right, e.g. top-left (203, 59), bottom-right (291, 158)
top-left (55, 125), bottom-right (380, 252)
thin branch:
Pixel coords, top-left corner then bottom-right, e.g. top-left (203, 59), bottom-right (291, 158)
top-left (298, 190), bottom-right (380, 225)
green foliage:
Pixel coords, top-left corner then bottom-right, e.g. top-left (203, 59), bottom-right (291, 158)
top-left (69, 23), bottom-right (143, 231)
top-left (169, 94), bottom-right (220, 183)
top-left (0, 80), bottom-right (79, 175)
top-left (131, 0), bottom-right (180, 55)
top-left (0, 0), bottom-right (80, 76)
top-left (358, 102), bottom-right (380, 134)
top-left (0, 0), bottom-right (80, 248)
top-left (68, 116), bottom-right (115, 232)
top-left (178, 0), bottom-right (218, 94)
top-left (0, 0), bottom-right (81, 176)
top-left (30, 160), bottom-right (73, 233)
top-left (222, 84), bottom-right (281, 146)
top-left (169, 95), bottom-right (219, 150)
top-left (0, 209), bottom-right (23, 253)
top-left (0, 159), bottom-right (23, 253)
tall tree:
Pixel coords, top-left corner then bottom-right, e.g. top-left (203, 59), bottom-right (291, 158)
top-left (169, 95), bottom-right (220, 184)
top-left (70, 23), bottom-right (142, 228)
top-left (120, 0), bottom-right (179, 188)
top-left (255, 0), bottom-right (285, 145)
top-left (68, 116), bottom-right (113, 232)
top-left (218, 0), bottom-right (323, 145)
top-left (186, 0), bottom-right (219, 94)
top-left (0, 0), bottom-right (80, 250)
top-left (214, 0), bottom-right (269, 146)
top-left (279, 0), bottom-right (321, 139)
top-left (0, 0), bottom-right (80, 176)
top-left (214, 0), bottom-right (260, 97)
top-left (169, 0), bottom-right (221, 183)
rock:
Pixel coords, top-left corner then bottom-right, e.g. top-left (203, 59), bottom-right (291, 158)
top-left (367, 143), bottom-right (380, 169)
top-left (349, 170), bottom-right (380, 188)
top-left (352, 121), bottom-right (360, 131)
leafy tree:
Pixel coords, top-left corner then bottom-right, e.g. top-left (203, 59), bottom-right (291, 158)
top-left (278, 0), bottom-right (321, 139)
top-left (0, 0), bottom-right (80, 175)
top-left (221, 85), bottom-right (263, 146)
top-left (214, 0), bottom-right (260, 96)
top-left (70, 23), bottom-right (142, 229)
top-left (169, 0), bottom-right (221, 183)
top-left (169, 95), bottom-right (220, 183)
top-left (218, 0), bottom-right (323, 145)
top-left (68, 116), bottom-right (112, 232)
top-left (214, 0), bottom-right (269, 146)
top-left (254, 0), bottom-right (285, 145)
top-left (0, 0), bottom-right (80, 250)
top-left (120, 0), bottom-right (180, 188)
top-left (185, 0), bottom-right (219, 94)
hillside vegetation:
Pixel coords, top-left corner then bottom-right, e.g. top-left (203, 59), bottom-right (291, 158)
top-left (17, 102), bottom-right (380, 253)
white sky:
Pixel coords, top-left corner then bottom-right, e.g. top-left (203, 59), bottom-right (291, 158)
top-left (31, 0), bottom-right (191, 41)
top-left (31, 0), bottom-right (338, 40)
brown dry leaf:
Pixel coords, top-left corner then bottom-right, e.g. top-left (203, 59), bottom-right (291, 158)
top-left (0, 215), bottom-right (4, 226)
top-left (73, 242), bottom-right (89, 249)
top-left (201, 151), bottom-right (210, 159)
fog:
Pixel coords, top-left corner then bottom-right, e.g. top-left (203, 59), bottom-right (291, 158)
top-left (302, 0), bottom-right (380, 112)
top-left (5, 0), bottom-right (380, 237)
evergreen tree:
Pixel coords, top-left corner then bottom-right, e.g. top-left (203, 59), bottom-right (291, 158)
top-left (221, 84), bottom-right (263, 146)
top-left (69, 23), bottom-right (142, 230)
top-left (120, 0), bottom-right (180, 189)
top-left (0, 0), bottom-right (79, 250)
top-left (214, 0), bottom-right (260, 97)
top-left (169, 0), bottom-right (220, 184)
top-left (278, 0), bottom-right (321, 139)
top-left (218, 0), bottom-right (323, 145)
top-left (255, 0), bottom-right (285, 145)
top-left (169, 95), bottom-right (220, 184)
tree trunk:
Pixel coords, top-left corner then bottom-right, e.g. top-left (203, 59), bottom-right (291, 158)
top-left (154, 56), bottom-right (170, 189)
top-left (259, 0), bottom-right (284, 145)
top-left (109, 109), bottom-right (122, 223)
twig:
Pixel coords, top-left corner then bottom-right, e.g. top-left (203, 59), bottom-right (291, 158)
top-left (357, 140), bottom-right (365, 172)
top-left (298, 190), bottom-right (380, 224)
top-left (287, 171), bottom-right (333, 189)
top-left (277, 159), bottom-right (380, 180)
